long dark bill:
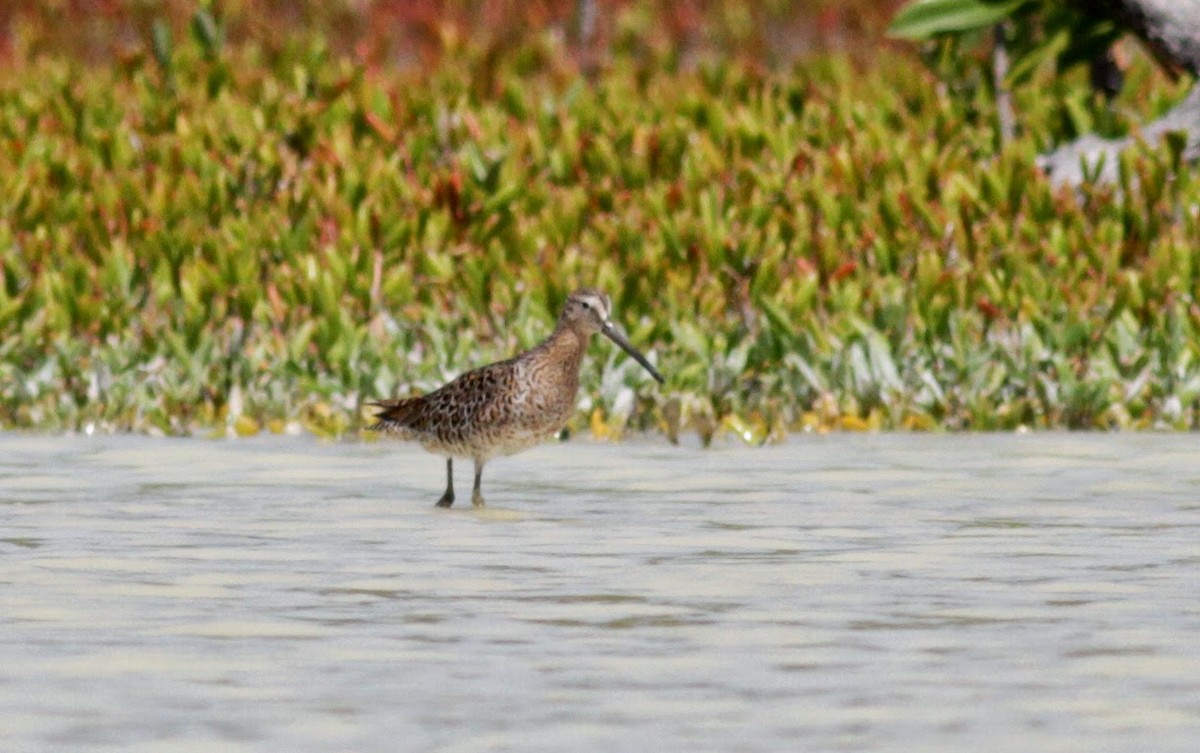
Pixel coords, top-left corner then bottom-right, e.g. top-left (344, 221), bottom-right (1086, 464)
top-left (601, 322), bottom-right (665, 384)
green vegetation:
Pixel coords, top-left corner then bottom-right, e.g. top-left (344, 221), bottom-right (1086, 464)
top-left (3, 11), bottom-right (1200, 442)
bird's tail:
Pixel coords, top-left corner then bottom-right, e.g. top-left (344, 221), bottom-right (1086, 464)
top-left (367, 397), bottom-right (422, 433)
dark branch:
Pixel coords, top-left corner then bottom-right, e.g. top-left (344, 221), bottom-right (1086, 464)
top-left (1044, 0), bottom-right (1200, 185)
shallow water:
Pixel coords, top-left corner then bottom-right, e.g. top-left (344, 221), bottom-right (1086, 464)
top-left (2, 432), bottom-right (1199, 752)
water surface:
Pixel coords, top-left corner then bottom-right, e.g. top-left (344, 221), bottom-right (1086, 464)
top-left (3, 433), bottom-right (1199, 752)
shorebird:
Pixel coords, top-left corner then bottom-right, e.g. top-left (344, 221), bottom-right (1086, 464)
top-left (370, 288), bottom-right (664, 508)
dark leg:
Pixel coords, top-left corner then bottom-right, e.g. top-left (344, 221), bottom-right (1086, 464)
top-left (471, 458), bottom-right (486, 508)
top-left (436, 457), bottom-right (454, 507)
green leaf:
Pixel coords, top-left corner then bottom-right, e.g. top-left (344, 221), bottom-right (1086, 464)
top-left (151, 19), bottom-right (174, 74)
top-left (888, 0), bottom-right (1030, 40)
top-left (759, 297), bottom-right (801, 349)
top-left (190, 9), bottom-right (223, 58)
top-left (1005, 27), bottom-right (1067, 86)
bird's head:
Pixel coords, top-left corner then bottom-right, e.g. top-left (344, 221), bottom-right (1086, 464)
top-left (559, 288), bottom-right (664, 384)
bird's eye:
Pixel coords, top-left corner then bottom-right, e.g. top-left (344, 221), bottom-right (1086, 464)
top-left (581, 301), bottom-right (590, 309)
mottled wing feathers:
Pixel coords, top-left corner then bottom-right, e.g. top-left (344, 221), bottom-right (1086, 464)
top-left (369, 360), bottom-right (516, 440)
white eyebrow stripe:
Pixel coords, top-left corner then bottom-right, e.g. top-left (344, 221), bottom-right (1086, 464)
top-left (581, 293), bottom-right (609, 320)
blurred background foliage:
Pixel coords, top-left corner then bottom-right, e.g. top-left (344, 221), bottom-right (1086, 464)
top-left (0, 1), bottom-right (904, 69)
top-left (2, 0), bottom-right (1199, 442)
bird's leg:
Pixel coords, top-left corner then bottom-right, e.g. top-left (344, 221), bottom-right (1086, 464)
top-left (472, 458), bottom-right (486, 508)
top-left (436, 457), bottom-right (455, 508)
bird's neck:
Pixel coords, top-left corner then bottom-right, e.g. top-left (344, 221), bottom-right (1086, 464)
top-left (539, 324), bottom-right (589, 375)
